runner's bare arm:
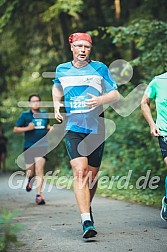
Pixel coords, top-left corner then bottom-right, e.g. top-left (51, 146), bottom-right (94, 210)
top-left (85, 90), bottom-right (120, 108)
top-left (52, 85), bottom-right (64, 123)
top-left (13, 122), bottom-right (35, 134)
top-left (141, 94), bottom-right (160, 136)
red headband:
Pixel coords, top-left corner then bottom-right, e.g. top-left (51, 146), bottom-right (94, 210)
top-left (68, 32), bottom-right (92, 44)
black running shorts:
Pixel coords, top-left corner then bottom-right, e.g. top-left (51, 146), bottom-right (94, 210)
top-left (158, 136), bottom-right (167, 159)
top-left (65, 130), bottom-right (105, 168)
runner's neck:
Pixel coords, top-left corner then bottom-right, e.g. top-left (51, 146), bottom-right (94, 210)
top-left (72, 60), bottom-right (90, 68)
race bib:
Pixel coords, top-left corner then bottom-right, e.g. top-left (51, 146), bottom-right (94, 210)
top-left (32, 118), bottom-right (46, 129)
top-left (69, 95), bottom-right (91, 113)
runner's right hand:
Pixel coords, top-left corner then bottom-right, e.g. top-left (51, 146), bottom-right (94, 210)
top-left (54, 102), bottom-right (64, 123)
top-left (150, 123), bottom-right (160, 136)
top-left (27, 122), bottom-right (35, 131)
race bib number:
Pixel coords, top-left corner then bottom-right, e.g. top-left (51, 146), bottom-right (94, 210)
top-left (32, 118), bottom-right (46, 129)
top-left (69, 96), bottom-right (91, 113)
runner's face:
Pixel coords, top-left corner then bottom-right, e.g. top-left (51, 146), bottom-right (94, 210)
top-left (29, 96), bottom-right (40, 110)
top-left (71, 40), bottom-right (92, 62)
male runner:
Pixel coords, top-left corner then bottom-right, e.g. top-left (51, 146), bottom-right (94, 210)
top-left (141, 72), bottom-right (167, 221)
top-left (14, 94), bottom-right (52, 205)
top-left (52, 32), bottom-right (119, 238)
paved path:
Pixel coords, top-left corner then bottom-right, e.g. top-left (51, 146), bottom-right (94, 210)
top-left (0, 173), bottom-right (167, 252)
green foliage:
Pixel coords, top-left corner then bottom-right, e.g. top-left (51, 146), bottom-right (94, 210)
top-left (0, 0), bottom-right (20, 33)
top-left (0, 209), bottom-right (23, 252)
top-left (104, 19), bottom-right (167, 80)
top-left (42, 0), bottom-right (84, 22)
top-left (102, 107), bottom-right (164, 178)
top-left (96, 178), bottom-right (163, 207)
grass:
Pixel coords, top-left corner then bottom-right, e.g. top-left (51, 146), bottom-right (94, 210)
top-left (45, 171), bottom-right (164, 208)
top-left (0, 209), bottom-right (23, 252)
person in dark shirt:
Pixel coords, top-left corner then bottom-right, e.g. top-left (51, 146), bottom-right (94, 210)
top-left (0, 129), bottom-right (8, 173)
top-left (14, 94), bottom-right (52, 205)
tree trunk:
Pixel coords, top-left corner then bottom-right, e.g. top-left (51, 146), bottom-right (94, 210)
top-left (114, 0), bottom-right (121, 21)
top-left (58, 12), bottom-right (69, 61)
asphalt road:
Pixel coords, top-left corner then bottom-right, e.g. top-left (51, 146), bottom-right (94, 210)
top-left (0, 173), bottom-right (167, 252)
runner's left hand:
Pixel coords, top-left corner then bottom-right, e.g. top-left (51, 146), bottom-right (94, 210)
top-left (85, 93), bottom-right (103, 108)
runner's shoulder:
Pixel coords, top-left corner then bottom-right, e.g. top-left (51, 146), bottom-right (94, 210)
top-left (154, 72), bottom-right (167, 79)
top-left (56, 61), bottom-right (72, 71)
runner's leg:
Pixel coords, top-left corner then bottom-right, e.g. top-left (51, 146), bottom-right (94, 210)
top-left (35, 157), bottom-right (45, 195)
top-left (70, 156), bottom-right (90, 214)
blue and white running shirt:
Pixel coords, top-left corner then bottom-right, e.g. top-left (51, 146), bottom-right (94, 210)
top-left (53, 60), bottom-right (117, 134)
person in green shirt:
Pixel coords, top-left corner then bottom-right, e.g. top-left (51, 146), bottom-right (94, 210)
top-left (141, 72), bottom-right (167, 221)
